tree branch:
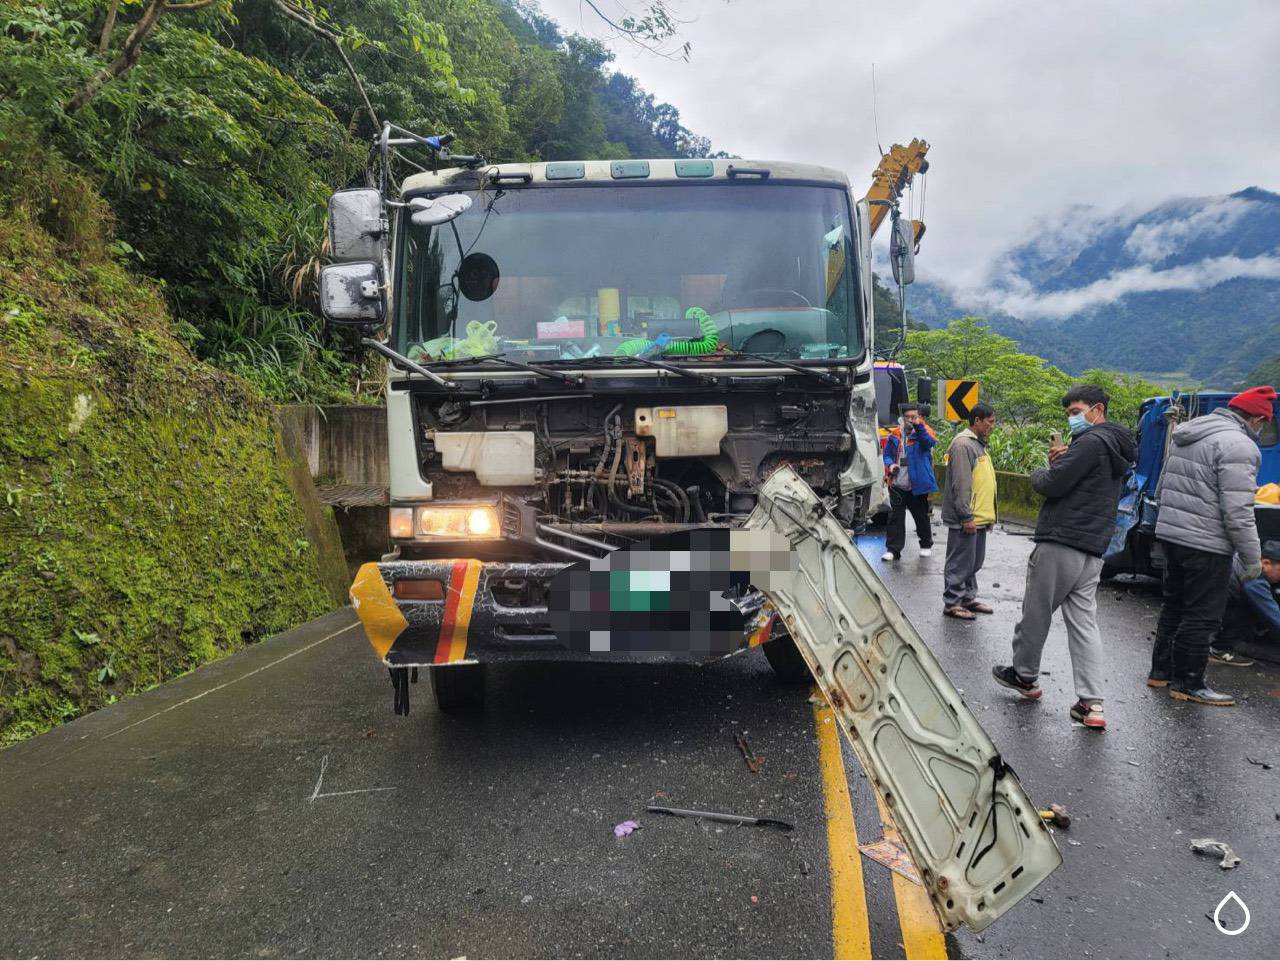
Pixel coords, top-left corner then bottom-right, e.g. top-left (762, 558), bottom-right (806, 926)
top-left (68, 0), bottom-right (167, 113)
top-left (97, 0), bottom-right (121, 55)
top-left (271, 0), bottom-right (379, 131)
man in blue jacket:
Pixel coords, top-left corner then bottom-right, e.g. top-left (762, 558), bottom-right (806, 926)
top-left (881, 402), bottom-right (938, 561)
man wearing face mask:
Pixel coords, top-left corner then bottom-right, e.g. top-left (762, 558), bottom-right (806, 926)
top-left (1146, 385), bottom-right (1276, 705)
top-left (881, 402), bottom-right (938, 562)
top-left (991, 385), bottom-right (1136, 730)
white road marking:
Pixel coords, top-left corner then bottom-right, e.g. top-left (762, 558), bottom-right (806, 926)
top-left (102, 622), bottom-right (359, 741)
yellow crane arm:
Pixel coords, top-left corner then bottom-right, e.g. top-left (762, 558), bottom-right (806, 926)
top-left (862, 138), bottom-right (930, 241)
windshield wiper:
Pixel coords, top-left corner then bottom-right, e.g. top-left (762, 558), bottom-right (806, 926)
top-left (561, 354), bottom-right (716, 385)
top-left (729, 352), bottom-right (844, 386)
top-left (481, 354), bottom-right (584, 385)
top-left (384, 349), bottom-right (581, 386)
top-left (362, 338), bottom-right (459, 390)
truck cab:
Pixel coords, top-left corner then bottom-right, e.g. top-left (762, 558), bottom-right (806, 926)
top-left (325, 155), bottom-right (887, 708)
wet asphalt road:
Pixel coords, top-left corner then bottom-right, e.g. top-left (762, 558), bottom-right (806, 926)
top-left (2, 520), bottom-right (1279, 959)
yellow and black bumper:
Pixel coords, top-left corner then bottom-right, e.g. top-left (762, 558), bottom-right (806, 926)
top-left (349, 558), bottom-right (781, 667)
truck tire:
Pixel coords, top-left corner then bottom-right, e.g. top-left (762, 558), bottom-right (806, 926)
top-left (431, 663), bottom-right (486, 712)
top-left (763, 632), bottom-right (813, 684)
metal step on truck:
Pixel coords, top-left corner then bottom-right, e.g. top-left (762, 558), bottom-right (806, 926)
top-left (318, 127), bottom-right (1060, 931)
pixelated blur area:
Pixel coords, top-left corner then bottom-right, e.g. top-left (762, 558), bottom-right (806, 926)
top-left (548, 529), bottom-right (796, 656)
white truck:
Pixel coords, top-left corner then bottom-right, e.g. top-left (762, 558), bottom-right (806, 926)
top-left (320, 128), bottom-right (1060, 931)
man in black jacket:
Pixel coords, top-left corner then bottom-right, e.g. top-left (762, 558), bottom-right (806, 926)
top-left (992, 385), bottom-right (1137, 731)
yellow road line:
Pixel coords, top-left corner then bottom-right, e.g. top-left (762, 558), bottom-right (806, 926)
top-left (872, 794), bottom-right (948, 959)
top-left (813, 695), bottom-right (873, 960)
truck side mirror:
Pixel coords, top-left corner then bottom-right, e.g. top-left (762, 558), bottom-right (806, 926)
top-left (917, 377), bottom-right (934, 406)
top-left (319, 262), bottom-right (384, 325)
top-left (328, 188), bottom-right (386, 262)
top-left (408, 193), bottom-right (473, 227)
top-left (890, 216), bottom-right (915, 286)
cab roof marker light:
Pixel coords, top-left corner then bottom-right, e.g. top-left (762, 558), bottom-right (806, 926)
top-left (546, 162), bottom-right (585, 180)
top-left (611, 160), bottom-right (650, 179)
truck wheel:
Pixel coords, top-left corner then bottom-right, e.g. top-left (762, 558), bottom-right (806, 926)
top-left (431, 664), bottom-right (486, 712)
top-left (763, 632), bottom-right (813, 684)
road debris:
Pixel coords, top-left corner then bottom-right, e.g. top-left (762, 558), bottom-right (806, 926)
top-left (1190, 838), bottom-right (1241, 869)
top-left (1039, 804), bottom-right (1071, 828)
top-left (735, 733), bottom-right (765, 773)
top-left (1245, 756), bottom-right (1272, 770)
top-left (858, 837), bottom-right (923, 885)
top-left (613, 820), bottom-right (640, 838)
top-left (646, 805), bottom-right (793, 831)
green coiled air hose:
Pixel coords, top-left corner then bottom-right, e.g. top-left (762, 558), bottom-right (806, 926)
top-left (664, 307), bottom-right (719, 356)
top-left (612, 307), bottom-right (719, 357)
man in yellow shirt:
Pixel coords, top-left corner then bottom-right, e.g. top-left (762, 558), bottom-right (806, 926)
top-left (941, 403), bottom-right (997, 620)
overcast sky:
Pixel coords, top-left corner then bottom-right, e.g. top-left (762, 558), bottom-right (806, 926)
top-left (537, 0), bottom-right (1280, 290)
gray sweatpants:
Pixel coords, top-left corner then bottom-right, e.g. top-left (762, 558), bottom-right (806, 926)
top-left (1011, 541), bottom-right (1106, 702)
top-left (943, 526), bottom-right (988, 607)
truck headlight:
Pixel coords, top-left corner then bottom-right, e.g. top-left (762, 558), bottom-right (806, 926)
top-left (415, 504), bottom-right (500, 539)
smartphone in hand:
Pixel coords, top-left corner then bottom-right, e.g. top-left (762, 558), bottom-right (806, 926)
top-left (1049, 430), bottom-right (1063, 447)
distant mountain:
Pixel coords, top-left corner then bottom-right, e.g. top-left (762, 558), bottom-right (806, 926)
top-left (905, 187), bottom-right (1280, 389)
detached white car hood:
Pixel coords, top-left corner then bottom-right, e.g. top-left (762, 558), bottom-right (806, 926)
top-left (747, 466), bottom-right (1061, 932)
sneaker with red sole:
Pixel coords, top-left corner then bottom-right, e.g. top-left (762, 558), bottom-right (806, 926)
top-left (1070, 699), bottom-right (1106, 730)
top-left (991, 665), bottom-right (1042, 699)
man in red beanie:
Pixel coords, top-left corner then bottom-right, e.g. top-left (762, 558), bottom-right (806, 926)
top-left (1148, 384), bottom-right (1277, 705)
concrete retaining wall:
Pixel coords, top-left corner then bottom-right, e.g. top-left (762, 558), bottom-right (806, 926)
top-left (276, 404), bottom-right (389, 487)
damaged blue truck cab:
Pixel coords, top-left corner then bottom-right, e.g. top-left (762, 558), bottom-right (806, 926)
top-left (1104, 391), bottom-right (1280, 579)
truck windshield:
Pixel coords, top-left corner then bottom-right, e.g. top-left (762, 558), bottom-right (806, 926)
top-left (395, 183), bottom-right (861, 364)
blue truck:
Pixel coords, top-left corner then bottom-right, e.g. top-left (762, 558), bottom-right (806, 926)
top-left (1103, 391), bottom-right (1280, 578)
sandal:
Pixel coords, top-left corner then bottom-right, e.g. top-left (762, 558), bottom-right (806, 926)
top-left (964, 601), bottom-right (994, 614)
top-left (943, 605), bottom-right (976, 620)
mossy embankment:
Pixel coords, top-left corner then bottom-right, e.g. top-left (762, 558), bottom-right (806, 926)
top-left (0, 149), bottom-right (344, 745)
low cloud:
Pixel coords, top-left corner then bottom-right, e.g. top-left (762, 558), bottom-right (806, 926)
top-left (1123, 196), bottom-right (1256, 263)
top-left (973, 252), bottom-right (1280, 319)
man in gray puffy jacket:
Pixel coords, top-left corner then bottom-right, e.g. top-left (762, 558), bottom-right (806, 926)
top-left (1148, 385), bottom-right (1277, 705)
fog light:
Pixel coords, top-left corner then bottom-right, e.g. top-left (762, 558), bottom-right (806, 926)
top-left (389, 507), bottom-right (414, 539)
top-left (415, 505), bottom-right (500, 539)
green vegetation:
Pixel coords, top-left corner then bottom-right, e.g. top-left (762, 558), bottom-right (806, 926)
top-left (901, 317), bottom-right (1160, 473)
top-left (1243, 354), bottom-right (1280, 390)
top-left (0, 142), bottom-right (335, 745)
top-left (0, 0), bottom-right (719, 742)
top-left (0, 0), bottom-right (715, 403)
